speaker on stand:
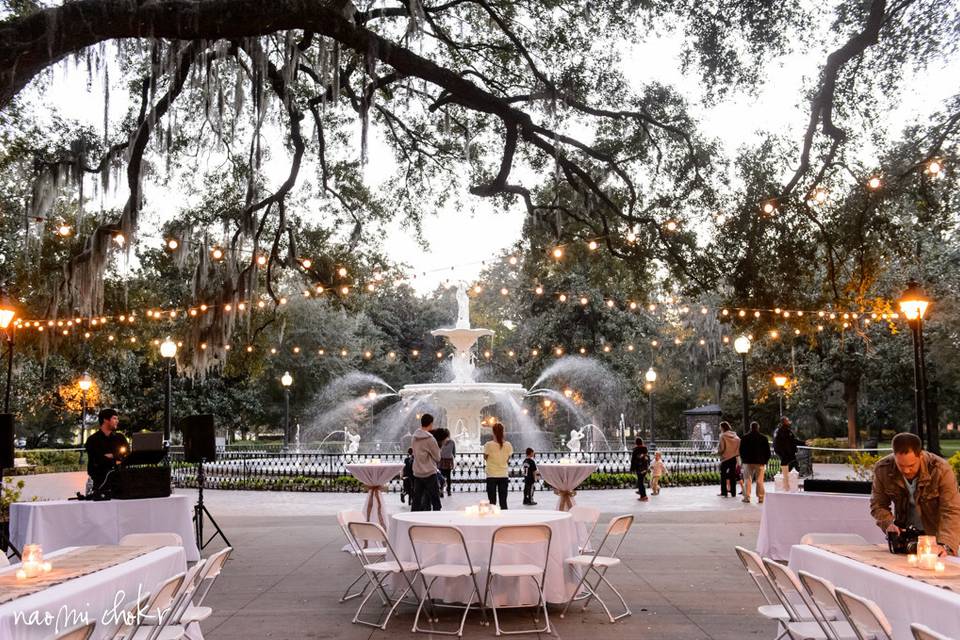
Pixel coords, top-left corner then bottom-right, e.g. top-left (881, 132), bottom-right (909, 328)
top-left (0, 414), bottom-right (21, 559)
top-left (182, 415), bottom-right (231, 550)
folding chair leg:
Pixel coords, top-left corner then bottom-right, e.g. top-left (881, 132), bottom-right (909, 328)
top-left (560, 564), bottom-right (593, 619)
top-left (340, 573), bottom-right (367, 602)
top-left (584, 568), bottom-right (631, 623)
top-left (486, 574), bottom-right (550, 636)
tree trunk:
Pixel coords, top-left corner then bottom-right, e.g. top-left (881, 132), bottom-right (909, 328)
top-left (844, 377), bottom-right (859, 447)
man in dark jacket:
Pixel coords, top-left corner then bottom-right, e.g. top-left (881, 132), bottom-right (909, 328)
top-left (740, 421), bottom-right (771, 504)
top-left (773, 416), bottom-right (804, 472)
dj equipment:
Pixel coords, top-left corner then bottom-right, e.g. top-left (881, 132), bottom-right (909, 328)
top-left (888, 526), bottom-right (923, 554)
top-left (0, 413), bottom-right (14, 470)
top-left (181, 414), bottom-right (230, 550)
top-left (115, 465), bottom-right (172, 500)
top-left (123, 432), bottom-right (167, 465)
top-left (802, 478), bottom-right (873, 495)
top-left (182, 415), bottom-right (216, 463)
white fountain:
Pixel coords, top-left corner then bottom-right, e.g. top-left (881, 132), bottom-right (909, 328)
top-left (398, 283), bottom-right (528, 451)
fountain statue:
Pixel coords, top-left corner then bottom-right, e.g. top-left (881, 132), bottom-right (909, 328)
top-left (566, 428), bottom-right (585, 453)
top-left (345, 430), bottom-right (361, 454)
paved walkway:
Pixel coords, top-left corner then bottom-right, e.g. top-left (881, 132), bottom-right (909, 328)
top-left (180, 484), bottom-right (776, 640)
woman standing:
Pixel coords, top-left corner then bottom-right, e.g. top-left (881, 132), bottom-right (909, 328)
top-left (483, 422), bottom-right (513, 509)
top-left (630, 438), bottom-right (650, 501)
top-left (439, 429), bottom-right (456, 497)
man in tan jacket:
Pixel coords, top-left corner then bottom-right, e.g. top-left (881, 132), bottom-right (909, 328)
top-left (717, 421), bottom-right (741, 498)
top-left (871, 432), bottom-right (960, 556)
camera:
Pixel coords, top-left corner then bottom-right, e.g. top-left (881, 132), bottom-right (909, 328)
top-left (887, 526), bottom-right (923, 554)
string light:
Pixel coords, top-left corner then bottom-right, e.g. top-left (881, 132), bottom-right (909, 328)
top-left (552, 247), bottom-right (563, 259)
top-left (588, 240), bottom-right (598, 251)
top-left (867, 176), bottom-right (882, 190)
top-left (166, 239), bottom-right (179, 250)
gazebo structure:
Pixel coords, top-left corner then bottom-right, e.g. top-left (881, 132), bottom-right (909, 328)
top-left (683, 404), bottom-right (723, 447)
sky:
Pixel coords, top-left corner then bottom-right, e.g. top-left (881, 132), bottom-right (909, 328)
top-left (18, 17), bottom-right (960, 295)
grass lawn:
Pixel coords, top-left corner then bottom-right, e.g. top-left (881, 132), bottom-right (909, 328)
top-left (940, 439), bottom-right (960, 457)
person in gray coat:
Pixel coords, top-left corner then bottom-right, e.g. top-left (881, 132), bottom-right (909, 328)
top-left (411, 414), bottom-right (442, 511)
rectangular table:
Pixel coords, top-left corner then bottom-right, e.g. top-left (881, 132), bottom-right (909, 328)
top-left (756, 491), bottom-right (886, 560)
top-left (0, 545), bottom-right (187, 640)
top-left (11, 495), bottom-right (200, 562)
top-left (789, 544), bottom-right (960, 640)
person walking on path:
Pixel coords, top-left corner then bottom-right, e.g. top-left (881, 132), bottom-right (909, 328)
top-left (717, 422), bottom-right (741, 498)
top-left (630, 438), bottom-right (650, 501)
top-left (522, 448), bottom-right (539, 505)
top-left (440, 431), bottom-right (456, 497)
top-left (650, 451), bottom-right (667, 495)
top-left (773, 416), bottom-right (804, 473)
top-left (412, 414), bottom-right (442, 511)
top-left (739, 421), bottom-right (771, 503)
top-left (483, 422), bottom-right (513, 509)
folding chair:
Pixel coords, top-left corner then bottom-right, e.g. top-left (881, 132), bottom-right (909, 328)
top-left (799, 534), bottom-right (868, 546)
top-left (176, 547), bottom-right (233, 628)
top-left (569, 506), bottom-right (600, 554)
top-left (835, 588), bottom-right (895, 640)
top-left (796, 571), bottom-right (858, 640)
top-left (911, 624), bottom-right (954, 640)
top-left (337, 509), bottom-right (388, 602)
top-left (346, 520), bottom-right (420, 630)
top-left (763, 560), bottom-right (851, 640)
top-left (107, 592), bottom-right (150, 640)
top-left (734, 546), bottom-right (806, 640)
top-left (408, 525), bottom-right (488, 636)
top-left (50, 621), bottom-right (96, 640)
top-left (139, 559), bottom-right (206, 634)
top-left (126, 572), bottom-right (187, 640)
top-left (119, 533), bottom-right (184, 548)
top-left (561, 514), bottom-right (633, 623)
top-left (483, 524), bottom-right (552, 636)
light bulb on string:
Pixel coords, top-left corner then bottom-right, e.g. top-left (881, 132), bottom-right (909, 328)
top-left (588, 240), bottom-right (598, 251)
top-left (867, 176), bottom-right (882, 190)
top-left (552, 247), bottom-right (563, 259)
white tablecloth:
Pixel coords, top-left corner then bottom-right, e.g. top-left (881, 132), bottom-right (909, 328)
top-left (756, 492), bottom-right (886, 560)
top-left (789, 544), bottom-right (960, 640)
top-left (10, 495), bottom-right (200, 562)
top-left (0, 545), bottom-right (188, 640)
top-left (345, 463), bottom-right (404, 529)
top-left (537, 463), bottom-right (598, 511)
top-left (389, 510), bottom-right (580, 605)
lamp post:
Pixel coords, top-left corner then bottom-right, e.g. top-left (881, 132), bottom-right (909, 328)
top-left (899, 281), bottom-right (934, 453)
top-left (0, 297), bottom-right (16, 414)
top-left (773, 374), bottom-right (788, 417)
top-left (734, 336), bottom-right (751, 434)
top-left (78, 372), bottom-right (92, 442)
top-left (160, 337), bottom-right (177, 442)
top-left (281, 371), bottom-right (293, 449)
top-left (644, 367), bottom-right (657, 444)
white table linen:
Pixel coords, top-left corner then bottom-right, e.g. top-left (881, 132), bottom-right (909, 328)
top-left (10, 495), bottom-right (200, 562)
top-left (345, 463), bottom-right (404, 529)
top-left (389, 510), bottom-right (580, 606)
top-left (756, 492), bottom-right (885, 560)
top-left (536, 463), bottom-right (598, 511)
top-left (0, 546), bottom-right (188, 640)
top-left (789, 544), bottom-right (960, 640)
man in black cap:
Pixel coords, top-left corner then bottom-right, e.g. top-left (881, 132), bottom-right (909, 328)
top-left (84, 408), bottom-right (128, 492)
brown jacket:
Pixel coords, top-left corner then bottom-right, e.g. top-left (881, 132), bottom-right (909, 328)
top-left (870, 451), bottom-right (960, 555)
top-left (716, 430), bottom-right (741, 462)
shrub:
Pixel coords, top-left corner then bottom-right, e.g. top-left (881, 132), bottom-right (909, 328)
top-left (846, 452), bottom-right (882, 481)
top-left (806, 438), bottom-right (850, 463)
top-left (949, 452), bottom-right (960, 483)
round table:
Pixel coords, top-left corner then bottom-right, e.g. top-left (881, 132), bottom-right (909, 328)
top-left (389, 510), bottom-right (580, 606)
top-left (345, 463), bottom-right (404, 528)
top-left (537, 463), bottom-right (598, 511)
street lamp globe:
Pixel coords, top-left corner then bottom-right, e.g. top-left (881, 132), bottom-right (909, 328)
top-left (898, 281), bottom-right (930, 321)
top-left (281, 371), bottom-right (293, 387)
top-left (645, 367), bottom-right (657, 384)
top-left (734, 335), bottom-right (751, 354)
top-left (773, 375), bottom-right (788, 388)
top-left (78, 371), bottom-right (93, 392)
top-left (0, 308), bottom-right (14, 330)
top-left (160, 336), bottom-right (177, 359)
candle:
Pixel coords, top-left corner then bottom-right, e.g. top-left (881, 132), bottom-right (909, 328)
top-left (368, 458), bottom-right (381, 464)
top-left (15, 569), bottom-right (26, 580)
top-left (908, 554), bottom-right (918, 566)
top-left (919, 553), bottom-right (938, 570)
top-left (17, 544), bottom-right (49, 579)
top-left (935, 561), bottom-right (946, 573)
top-left (918, 536), bottom-right (937, 556)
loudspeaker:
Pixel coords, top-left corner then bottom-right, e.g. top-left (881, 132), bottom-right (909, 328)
top-left (803, 478), bottom-right (872, 494)
top-left (0, 414), bottom-right (13, 470)
top-left (182, 414), bottom-right (216, 463)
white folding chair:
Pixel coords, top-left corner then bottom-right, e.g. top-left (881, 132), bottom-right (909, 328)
top-left (734, 546), bottom-right (805, 639)
top-left (126, 572), bottom-right (187, 640)
top-left (140, 559), bottom-right (206, 632)
top-left (764, 560), bottom-right (851, 640)
top-left (911, 624), bottom-right (955, 640)
top-left (796, 571), bottom-right (858, 640)
top-left (561, 514), bottom-right (633, 623)
top-left (408, 525), bottom-right (488, 636)
top-left (107, 592), bottom-right (150, 640)
top-left (49, 621), bottom-right (96, 640)
top-left (835, 588), bottom-right (895, 640)
top-left (346, 520), bottom-right (420, 630)
top-left (483, 524), bottom-right (552, 636)
top-left (800, 534), bottom-right (868, 546)
top-left (119, 533), bottom-right (184, 548)
top-left (569, 506), bottom-right (600, 554)
top-left (337, 509), bottom-right (388, 602)
top-left (176, 547), bottom-right (233, 627)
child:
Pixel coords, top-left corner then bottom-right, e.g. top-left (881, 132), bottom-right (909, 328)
top-left (650, 451), bottom-right (667, 495)
top-left (401, 447), bottom-right (414, 504)
top-left (522, 448), bottom-right (539, 505)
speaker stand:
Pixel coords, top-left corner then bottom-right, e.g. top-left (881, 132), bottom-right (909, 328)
top-left (192, 459), bottom-right (231, 551)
